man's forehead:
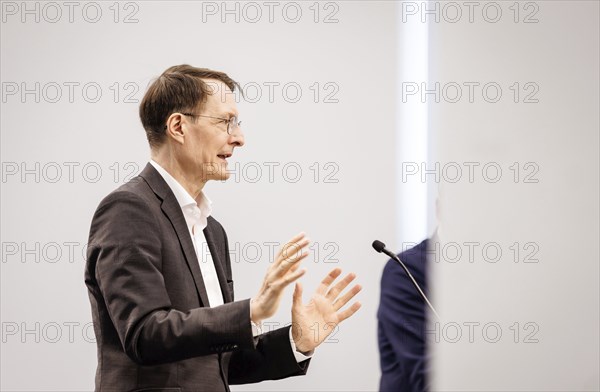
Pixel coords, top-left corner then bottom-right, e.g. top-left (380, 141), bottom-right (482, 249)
top-left (202, 79), bottom-right (238, 114)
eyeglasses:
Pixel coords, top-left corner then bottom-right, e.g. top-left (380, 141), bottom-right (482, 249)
top-left (181, 113), bottom-right (242, 135)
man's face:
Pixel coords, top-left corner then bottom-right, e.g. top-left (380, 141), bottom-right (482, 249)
top-left (176, 80), bottom-right (244, 183)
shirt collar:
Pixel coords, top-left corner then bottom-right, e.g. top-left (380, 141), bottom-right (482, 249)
top-left (149, 159), bottom-right (212, 217)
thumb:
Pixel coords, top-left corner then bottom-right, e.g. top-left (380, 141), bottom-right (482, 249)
top-left (293, 282), bottom-right (303, 307)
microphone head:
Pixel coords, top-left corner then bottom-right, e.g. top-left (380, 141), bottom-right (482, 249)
top-left (372, 240), bottom-right (386, 253)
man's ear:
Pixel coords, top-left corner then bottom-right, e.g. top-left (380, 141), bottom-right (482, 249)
top-left (165, 113), bottom-right (185, 145)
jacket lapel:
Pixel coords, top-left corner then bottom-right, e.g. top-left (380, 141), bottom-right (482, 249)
top-left (139, 163), bottom-right (210, 307)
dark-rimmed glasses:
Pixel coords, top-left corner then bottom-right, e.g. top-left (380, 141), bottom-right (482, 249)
top-left (180, 113), bottom-right (242, 135)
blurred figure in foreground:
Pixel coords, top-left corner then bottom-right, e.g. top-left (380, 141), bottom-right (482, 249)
top-left (377, 234), bottom-right (433, 392)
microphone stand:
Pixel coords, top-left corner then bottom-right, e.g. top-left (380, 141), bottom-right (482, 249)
top-left (373, 240), bottom-right (440, 320)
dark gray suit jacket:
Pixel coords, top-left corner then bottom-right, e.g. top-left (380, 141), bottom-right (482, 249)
top-left (85, 163), bottom-right (309, 392)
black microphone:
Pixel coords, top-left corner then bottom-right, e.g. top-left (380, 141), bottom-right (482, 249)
top-left (372, 240), bottom-right (439, 319)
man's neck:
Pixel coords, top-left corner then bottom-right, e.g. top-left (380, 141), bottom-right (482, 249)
top-left (151, 151), bottom-right (206, 200)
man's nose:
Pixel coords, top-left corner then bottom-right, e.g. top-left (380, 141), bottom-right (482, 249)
top-left (229, 126), bottom-right (245, 147)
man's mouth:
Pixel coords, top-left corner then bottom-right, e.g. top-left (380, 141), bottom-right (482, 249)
top-left (217, 153), bottom-right (232, 162)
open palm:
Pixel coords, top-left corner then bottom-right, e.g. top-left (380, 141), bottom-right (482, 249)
top-left (291, 268), bottom-right (362, 353)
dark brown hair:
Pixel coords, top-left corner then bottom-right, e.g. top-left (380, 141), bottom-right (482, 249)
top-left (139, 64), bottom-right (241, 148)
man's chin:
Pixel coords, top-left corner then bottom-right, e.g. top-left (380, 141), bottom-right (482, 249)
top-left (200, 163), bottom-right (230, 182)
top-left (216, 171), bottom-right (231, 182)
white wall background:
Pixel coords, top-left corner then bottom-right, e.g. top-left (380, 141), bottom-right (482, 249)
top-left (2, 1), bottom-right (599, 391)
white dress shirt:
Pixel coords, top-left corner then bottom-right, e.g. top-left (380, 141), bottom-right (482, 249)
top-left (150, 160), bottom-right (223, 307)
top-left (149, 160), bottom-right (312, 362)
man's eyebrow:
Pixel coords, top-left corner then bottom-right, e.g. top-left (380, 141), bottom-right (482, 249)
top-left (219, 110), bottom-right (238, 118)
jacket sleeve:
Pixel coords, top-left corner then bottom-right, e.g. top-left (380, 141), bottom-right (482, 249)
top-left (86, 190), bottom-right (256, 366)
top-left (227, 326), bottom-right (310, 384)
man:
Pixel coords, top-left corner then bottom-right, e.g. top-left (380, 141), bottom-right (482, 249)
top-left (84, 64), bottom-right (362, 391)
top-left (377, 236), bottom-right (433, 392)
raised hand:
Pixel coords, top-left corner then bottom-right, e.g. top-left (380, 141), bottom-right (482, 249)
top-left (250, 232), bottom-right (310, 323)
top-left (291, 268), bottom-right (362, 353)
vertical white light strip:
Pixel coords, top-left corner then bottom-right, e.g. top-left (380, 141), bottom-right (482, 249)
top-left (396, 3), bottom-right (429, 246)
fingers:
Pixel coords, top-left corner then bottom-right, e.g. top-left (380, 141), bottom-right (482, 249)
top-left (316, 268), bottom-right (342, 295)
top-left (326, 272), bottom-right (357, 301)
top-left (275, 232), bottom-right (308, 262)
top-left (337, 301), bottom-right (362, 323)
top-left (271, 267), bottom-right (307, 289)
top-left (271, 233), bottom-right (310, 277)
top-left (332, 283), bottom-right (362, 311)
top-left (274, 248), bottom-right (309, 279)
top-left (319, 269), bottom-right (362, 321)
top-left (280, 239), bottom-right (309, 263)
